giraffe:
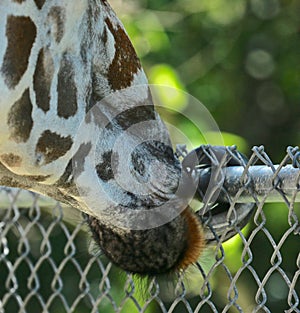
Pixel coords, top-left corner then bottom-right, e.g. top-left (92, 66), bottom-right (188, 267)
top-left (0, 0), bottom-right (253, 275)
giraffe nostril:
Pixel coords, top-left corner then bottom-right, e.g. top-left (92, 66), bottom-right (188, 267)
top-left (131, 152), bottom-right (146, 178)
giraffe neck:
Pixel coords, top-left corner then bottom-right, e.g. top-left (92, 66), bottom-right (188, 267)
top-left (0, 0), bottom-right (181, 219)
top-left (0, 0), bottom-right (145, 176)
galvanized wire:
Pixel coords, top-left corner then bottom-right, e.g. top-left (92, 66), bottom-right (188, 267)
top-left (0, 146), bottom-right (299, 313)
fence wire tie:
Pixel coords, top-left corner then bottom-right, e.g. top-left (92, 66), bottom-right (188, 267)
top-left (292, 151), bottom-right (300, 169)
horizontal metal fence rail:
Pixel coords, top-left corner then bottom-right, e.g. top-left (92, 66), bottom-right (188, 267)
top-left (0, 146), bottom-right (299, 313)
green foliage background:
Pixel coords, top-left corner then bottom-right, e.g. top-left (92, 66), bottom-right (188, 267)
top-left (116, 0), bottom-right (299, 159)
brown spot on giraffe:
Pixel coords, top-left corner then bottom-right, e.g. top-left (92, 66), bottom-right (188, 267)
top-left (57, 53), bottom-right (78, 118)
top-left (55, 142), bottom-right (92, 197)
top-left (33, 48), bottom-right (54, 112)
top-left (34, 0), bottom-right (46, 10)
top-left (35, 130), bottom-right (73, 165)
top-left (48, 6), bottom-right (66, 43)
top-left (96, 150), bottom-right (119, 182)
top-left (105, 18), bottom-right (141, 91)
top-left (7, 88), bottom-right (33, 143)
top-left (0, 176), bottom-right (31, 189)
top-left (1, 16), bottom-right (36, 89)
top-left (0, 153), bottom-right (22, 168)
top-left (12, 0), bottom-right (25, 3)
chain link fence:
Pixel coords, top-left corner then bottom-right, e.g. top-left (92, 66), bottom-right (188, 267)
top-left (0, 145), bottom-right (299, 313)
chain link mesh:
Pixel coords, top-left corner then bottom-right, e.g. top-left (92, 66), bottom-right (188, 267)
top-left (0, 146), bottom-right (299, 313)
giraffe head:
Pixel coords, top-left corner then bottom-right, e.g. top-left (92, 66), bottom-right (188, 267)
top-left (0, 0), bottom-right (254, 277)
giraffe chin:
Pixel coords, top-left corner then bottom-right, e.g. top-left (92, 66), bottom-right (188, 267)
top-left (86, 207), bottom-right (205, 276)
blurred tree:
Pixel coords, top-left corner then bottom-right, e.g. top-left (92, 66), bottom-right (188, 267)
top-left (114, 0), bottom-right (300, 160)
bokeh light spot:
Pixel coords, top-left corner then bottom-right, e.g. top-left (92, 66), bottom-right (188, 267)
top-left (245, 49), bottom-right (275, 79)
top-left (250, 0), bottom-right (280, 20)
